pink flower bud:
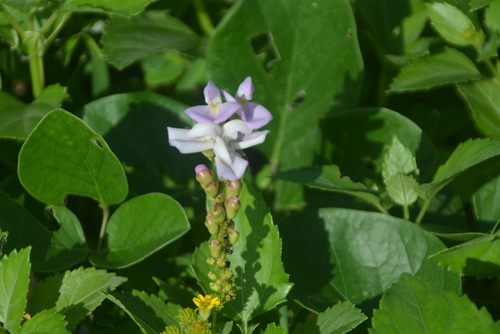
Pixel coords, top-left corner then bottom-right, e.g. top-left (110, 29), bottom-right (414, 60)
top-left (204, 181), bottom-right (219, 198)
top-left (209, 239), bottom-right (222, 258)
top-left (205, 217), bottom-right (219, 235)
top-left (226, 179), bottom-right (242, 198)
top-left (195, 164), bottom-right (214, 186)
top-left (228, 230), bottom-right (240, 245)
top-left (225, 196), bottom-right (241, 220)
top-left (211, 203), bottom-right (226, 224)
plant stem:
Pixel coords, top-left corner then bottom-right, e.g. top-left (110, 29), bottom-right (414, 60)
top-left (211, 310), bottom-right (218, 334)
top-left (403, 204), bottom-right (410, 221)
top-left (415, 197), bottom-right (432, 225)
top-left (278, 303), bottom-right (288, 332)
top-left (375, 202), bottom-right (389, 215)
top-left (26, 38), bottom-right (44, 98)
top-left (193, 0), bottom-right (214, 36)
top-left (97, 204), bottom-right (110, 253)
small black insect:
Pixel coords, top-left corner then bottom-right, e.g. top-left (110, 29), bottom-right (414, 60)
top-left (225, 260), bottom-right (231, 268)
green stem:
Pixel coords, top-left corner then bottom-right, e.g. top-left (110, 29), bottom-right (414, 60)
top-left (485, 58), bottom-right (500, 81)
top-left (415, 197), bottom-right (432, 225)
top-left (375, 202), bottom-right (389, 215)
top-left (26, 38), bottom-right (44, 98)
top-left (97, 204), bottom-right (110, 253)
top-left (41, 13), bottom-right (69, 53)
top-left (193, 0), bottom-right (214, 36)
top-left (403, 204), bottom-right (410, 221)
top-left (211, 309), bottom-right (218, 334)
top-left (278, 303), bottom-right (288, 332)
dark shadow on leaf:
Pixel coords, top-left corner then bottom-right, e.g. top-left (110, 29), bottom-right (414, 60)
top-left (463, 257), bottom-right (500, 279)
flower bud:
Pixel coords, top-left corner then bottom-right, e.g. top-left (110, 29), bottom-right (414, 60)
top-left (207, 271), bottom-right (217, 281)
top-left (211, 203), bottom-right (226, 224)
top-left (205, 216), bottom-right (219, 235)
top-left (228, 230), bottom-right (240, 245)
top-left (225, 196), bottom-right (241, 220)
top-left (226, 180), bottom-right (242, 198)
top-left (209, 282), bottom-right (221, 292)
top-left (204, 181), bottom-right (219, 198)
top-left (206, 257), bottom-right (216, 265)
top-left (223, 267), bottom-right (233, 278)
top-left (195, 164), bottom-right (213, 187)
top-left (215, 257), bottom-right (226, 268)
top-left (209, 240), bottom-right (222, 258)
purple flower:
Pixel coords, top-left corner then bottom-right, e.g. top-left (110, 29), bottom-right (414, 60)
top-left (167, 120), bottom-right (269, 181)
top-left (223, 76), bottom-right (273, 129)
top-left (185, 81), bottom-right (240, 124)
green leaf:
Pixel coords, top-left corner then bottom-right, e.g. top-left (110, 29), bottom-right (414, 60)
top-left (29, 267), bottom-right (126, 329)
top-left (18, 108), bottom-right (128, 205)
top-left (0, 85), bottom-right (67, 140)
top-left (420, 138), bottom-right (500, 199)
top-left (90, 193), bottom-right (190, 269)
top-left (389, 48), bottom-right (482, 92)
top-left (386, 173), bottom-right (419, 207)
top-left (457, 78), bottom-right (500, 138)
top-left (102, 12), bottom-right (202, 69)
top-left (0, 247), bottom-right (31, 333)
top-left (141, 52), bottom-right (187, 88)
top-left (1, 0), bottom-right (39, 12)
top-left (430, 234), bottom-right (500, 278)
top-left (427, 2), bottom-right (480, 46)
top-left (485, 0), bottom-right (500, 32)
top-left (61, 0), bottom-right (154, 15)
top-left (206, 0), bottom-right (363, 208)
top-left (192, 181), bottom-right (292, 325)
top-left (370, 274), bottom-right (499, 334)
top-left (294, 302), bottom-right (367, 334)
top-left (382, 135), bottom-right (418, 182)
top-left (263, 323), bottom-right (287, 334)
top-left (276, 165), bottom-right (382, 210)
top-left (278, 208), bottom-right (460, 312)
top-left (219, 322), bottom-right (234, 334)
top-left (473, 168), bottom-right (500, 232)
top-left (105, 291), bottom-right (181, 334)
top-left (323, 108), bottom-right (436, 186)
top-left (0, 191), bottom-right (87, 272)
top-left (470, 0), bottom-right (493, 10)
top-left (18, 309), bottom-right (70, 334)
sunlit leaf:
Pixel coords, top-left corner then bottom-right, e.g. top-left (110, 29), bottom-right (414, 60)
top-left (18, 309), bottom-right (70, 334)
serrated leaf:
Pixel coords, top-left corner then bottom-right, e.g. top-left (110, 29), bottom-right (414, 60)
top-left (278, 209), bottom-right (460, 312)
top-left (427, 3), bottom-right (479, 46)
top-left (0, 191), bottom-right (87, 272)
top-left (105, 291), bottom-right (181, 334)
top-left (294, 302), bottom-right (367, 334)
top-left (275, 165), bottom-right (382, 210)
top-left (102, 12), bottom-right (202, 69)
top-left (457, 78), bottom-right (500, 138)
top-left (386, 173), bottom-right (419, 206)
top-left (29, 267), bottom-right (126, 329)
top-left (192, 181), bottom-right (292, 326)
top-left (206, 0), bottom-right (363, 208)
top-left (219, 321), bottom-right (234, 334)
top-left (389, 48), bottom-right (482, 92)
top-left (61, 0), bottom-right (154, 15)
top-left (420, 138), bottom-right (500, 199)
top-left (0, 247), bottom-right (31, 333)
top-left (263, 323), bottom-right (287, 334)
top-left (90, 193), bottom-right (190, 269)
top-left (370, 274), bottom-right (499, 334)
top-left (18, 108), bottom-right (128, 205)
top-left (430, 234), bottom-right (500, 278)
top-left (18, 309), bottom-right (70, 334)
top-left (0, 85), bottom-right (67, 140)
top-left (382, 135), bottom-right (418, 183)
top-left (485, 0), bottom-right (500, 32)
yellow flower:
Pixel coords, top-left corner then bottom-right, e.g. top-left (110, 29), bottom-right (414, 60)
top-left (192, 294), bottom-right (220, 311)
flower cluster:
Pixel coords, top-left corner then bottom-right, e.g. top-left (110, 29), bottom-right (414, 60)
top-left (167, 77), bottom-right (272, 181)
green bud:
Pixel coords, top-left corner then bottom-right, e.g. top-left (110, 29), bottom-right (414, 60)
top-left (205, 216), bottom-right (219, 235)
top-left (208, 271), bottom-right (217, 281)
top-left (226, 180), bottom-right (242, 198)
top-left (211, 203), bottom-right (226, 224)
top-left (228, 230), bottom-right (240, 245)
top-left (215, 257), bottom-right (226, 268)
top-left (209, 240), bottom-right (222, 258)
top-left (195, 164), bottom-right (214, 187)
top-left (206, 257), bottom-right (216, 265)
top-left (204, 181), bottom-right (219, 198)
top-left (209, 282), bottom-right (221, 292)
top-left (224, 268), bottom-right (233, 278)
top-left (225, 196), bottom-right (241, 220)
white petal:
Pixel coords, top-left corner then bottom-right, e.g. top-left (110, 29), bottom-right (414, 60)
top-left (188, 123), bottom-right (221, 139)
top-left (215, 154), bottom-right (248, 181)
top-left (167, 127), bottom-right (191, 140)
top-left (213, 136), bottom-right (232, 165)
top-left (169, 138), bottom-right (214, 154)
top-left (233, 130), bottom-right (270, 150)
top-left (222, 119), bottom-right (252, 141)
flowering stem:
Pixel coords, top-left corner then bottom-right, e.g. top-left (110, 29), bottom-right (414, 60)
top-left (97, 204), bottom-right (110, 253)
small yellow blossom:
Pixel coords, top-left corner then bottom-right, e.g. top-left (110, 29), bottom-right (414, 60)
top-left (192, 294), bottom-right (220, 311)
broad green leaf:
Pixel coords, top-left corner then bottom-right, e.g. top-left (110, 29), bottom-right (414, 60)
top-left (420, 138), bottom-right (500, 199)
top-left (206, 0), bottom-right (363, 208)
top-left (473, 168), bottom-right (500, 232)
top-left (105, 291), bottom-right (181, 334)
top-left (62, 0), bottom-right (154, 15)
top-left (470, 0), bottom-right (493, 10)
top-left (0, 191), bottom-right (87, 272)
top-left (370, 274), bottom-right (499, 334)
top-left (18, 309), bottom-right (70, 334)
top-left (278, 208), bottom-right (460, 313)
top-left (382, 135), bottom-right (418, 183)
top-left (323, 108), bottom-right (436, 186)
top-left (29, 267), bottom-right (126, 329)
top-left (485, 0), bottom-right (500, 32)
top-left (386, 173), bottom-right (419, 207)
top-left (192, 181), bottom-right (292, 325)
top-left (430, 234), bottom-right (500, 278)
top-left (294, 302), bottom-right (367, 334)
top-left (389, 48), bottom-right (482, 92)
top-left (102, 12), bottom-right (202, 69)
top-left (275, 165), bottom-right (382, 210)
top-left (263, 323), bottom-right (287, 334)
top-left (0, 247), bottom-right (31, 333)
top-left (90, 193), bottom-right (190, 269)
top-left (18, 108), bottom-right (128, 205)
top-left (0, 85), bottom-right (67, 139)
top-left (427, 3), bottom-right (480, 46)
top-left (141, 52), bottom-right (187, 88)
top-left (457, 78), bottom-right (500, 138)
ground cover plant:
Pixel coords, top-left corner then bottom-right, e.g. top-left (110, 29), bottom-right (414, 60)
top-left (1, 0), bottom-right (500, 333)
